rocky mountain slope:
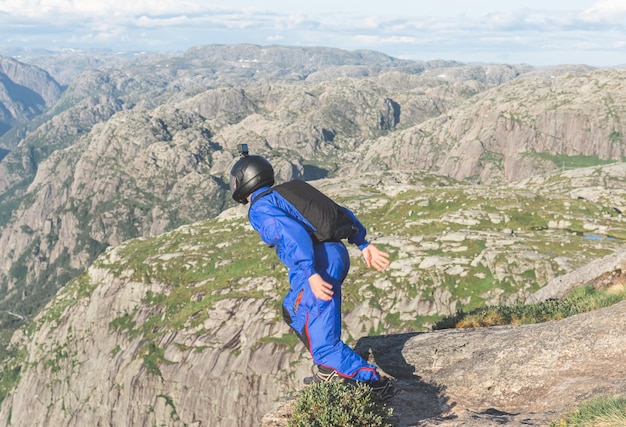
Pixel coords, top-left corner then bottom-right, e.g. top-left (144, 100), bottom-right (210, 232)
top-left (350, 68), bottom-right (626, 184)
top-left (0, 45), bottom-right (534, 322)
top-left (1, 167), bottom-right (625, 426)
top-left (0, 107), bottom-right (228, 313)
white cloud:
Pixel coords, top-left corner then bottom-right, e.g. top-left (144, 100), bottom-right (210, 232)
top-left (266, 34), bottom-right (284, 42)
top-left (0, 0), bottom-right (625, 66)
top-left (135, 15), bottom-right (195, 29)
top-left (354, 35), bottom-right (421, 45)
top-left (0, 0), bottom-right (206, 18)
top-left (580, 0), bottom-right (626, 24)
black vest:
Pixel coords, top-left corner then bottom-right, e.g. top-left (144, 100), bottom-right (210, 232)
top-left (250, 180), bottom-right (356, 243)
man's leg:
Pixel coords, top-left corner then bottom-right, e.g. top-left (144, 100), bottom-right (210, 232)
top-left (303, 242), bottom-right (380, 382)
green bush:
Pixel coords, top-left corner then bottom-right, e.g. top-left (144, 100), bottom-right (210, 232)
top-left (288, 381), bottom-right (393, 427)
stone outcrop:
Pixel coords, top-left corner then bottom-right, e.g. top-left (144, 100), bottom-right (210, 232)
top-left (374, 301), bottom-right (626, 426)
top-left (263, 288), bottom-right (626, 427)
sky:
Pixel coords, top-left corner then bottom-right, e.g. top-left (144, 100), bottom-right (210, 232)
top-left (1, 0), bottom-right (625, 67)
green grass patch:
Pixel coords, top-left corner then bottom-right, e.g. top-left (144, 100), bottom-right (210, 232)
top-left (481, 150), bottom-right (505, 171)
top-left (256, 333), bottom-right (301, 352)
top-left (524, 151), bottom-right (617, 169)
top-left (139, 342), bottom-right (173, 377)
top-left (38, 273), bottom-right (96, 325)
top-left (109, 311), bottom-right (138, 336)
top-left (434, 284), bottom-right (626, 329)
top-left (550, 396), bottom-right (626, 427)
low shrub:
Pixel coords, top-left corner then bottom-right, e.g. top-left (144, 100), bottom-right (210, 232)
top-left (288, 381), bottom-right (393, 427)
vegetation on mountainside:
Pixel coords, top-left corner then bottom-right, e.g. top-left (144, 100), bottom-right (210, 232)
top-left (524, 151), bottom-right (619, 170)
top-left (0, 340), bottom-right (25, 405)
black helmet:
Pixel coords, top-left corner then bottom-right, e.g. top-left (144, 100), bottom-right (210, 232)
top-left (230, 155), bottom-right (274, 204)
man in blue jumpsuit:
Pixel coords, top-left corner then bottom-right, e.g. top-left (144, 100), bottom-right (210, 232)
top-left (230, 149), bottom-right (395, 398)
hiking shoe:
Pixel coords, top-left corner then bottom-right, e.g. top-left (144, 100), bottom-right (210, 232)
top-left (366, 376), bottom-right (397, 400)
top-left (303, 365), bottom-right (341, 385)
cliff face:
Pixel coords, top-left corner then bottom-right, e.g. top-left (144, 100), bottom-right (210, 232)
top-left (0, 225), bottom-right (311, 427)
top-left (0, 56), bottom-right (62, 140)
top-left (0, 107), bottom-right (229, 315)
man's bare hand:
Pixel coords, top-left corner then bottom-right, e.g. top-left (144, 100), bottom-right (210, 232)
top-left (361, 244), bottom-right (390, 271)
top-left (308, 273), bottom-right (334, 301)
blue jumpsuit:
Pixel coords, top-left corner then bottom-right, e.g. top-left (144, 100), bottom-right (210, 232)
top-left (247, 186), bottom-right (380, 382)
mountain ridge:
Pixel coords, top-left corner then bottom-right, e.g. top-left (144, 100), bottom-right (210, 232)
top-left (0, 46), bottom-right (539, 321)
